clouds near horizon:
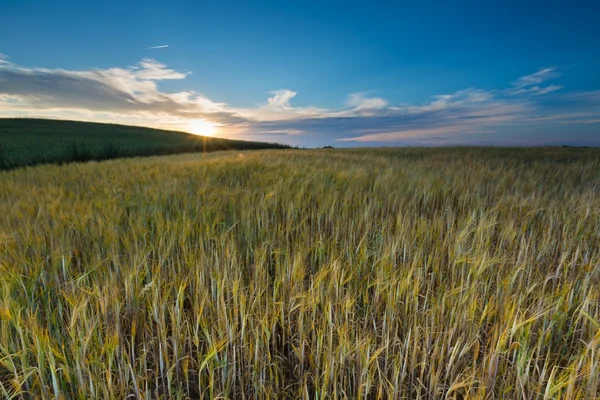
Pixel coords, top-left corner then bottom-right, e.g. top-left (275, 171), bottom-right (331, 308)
top-left (0, 55), bottom-right (599, 146)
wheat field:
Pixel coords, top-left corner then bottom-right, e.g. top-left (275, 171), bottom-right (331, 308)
top-left (0, 148), bottom-right (599, 399)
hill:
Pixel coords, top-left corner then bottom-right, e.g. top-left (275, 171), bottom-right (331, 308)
top-left (0, 118), bottom-right (290, 169)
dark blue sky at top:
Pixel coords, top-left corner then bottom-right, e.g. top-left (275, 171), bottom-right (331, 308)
top-left (1, 0), bottom-right (599, 146)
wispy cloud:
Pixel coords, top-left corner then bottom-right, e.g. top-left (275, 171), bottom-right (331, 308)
top-left (1, 55), bottom-right (598, 145)
top-left (513, 68), bottom-right (560, 87)
top-left (506, 68), bottom-right (563, 96)
top-left (148, 45), bottom-right (169, 49)
top-left (557, 119), bottom-right (600, 124)
top-left (562, 90), bottom-right (600, 103)
top-left (299, 88), bottom-right (530, 143)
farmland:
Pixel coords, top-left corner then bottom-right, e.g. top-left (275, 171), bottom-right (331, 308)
top-left (0, 147), bottom-right (599, 398)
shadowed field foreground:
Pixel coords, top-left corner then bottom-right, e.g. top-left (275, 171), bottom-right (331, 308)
top-left (0, 148), bottom-right (599, 399)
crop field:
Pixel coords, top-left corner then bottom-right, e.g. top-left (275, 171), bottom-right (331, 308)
top-left (0, 119), bottom-right (289, 170)
top-left (0, 147), bottom-right (599, 399)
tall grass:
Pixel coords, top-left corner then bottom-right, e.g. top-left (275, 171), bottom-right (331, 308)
top-left (0, 148), bottom-right (598, 399)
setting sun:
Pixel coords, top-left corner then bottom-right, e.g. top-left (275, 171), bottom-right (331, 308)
top-left (188, 119), bottom-right (218, 136)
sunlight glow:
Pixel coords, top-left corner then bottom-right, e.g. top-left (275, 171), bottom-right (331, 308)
top-left (188, 119), bottom-right (218, 136)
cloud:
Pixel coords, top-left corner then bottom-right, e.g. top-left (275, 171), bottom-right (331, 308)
top-left (562, 90), bottom-right (600, 103)
top-left (0, 57), bottom-right (244, 127)
top-left (135, 58), bottom-right (188, 80)
top-left (513, 68), bottom-right (560, 87)
top-left (344, 93), bottom-right (387, 112)
top-left (237, 91), bottom-right (390, 122)
top-left (509, 84), bottom-right (564, 96)
top-left (0, 53), bottom-right (8, 64)
top-left (327, 88), bottom-right (529, 142)
top-left (557, 119), bottom-right (600, 124)
top-left (506, 68), bottom-right (563, 96)
top-left (148, 45), bottom-right (169, 49)
top-left (338, 126), bottom-right (466, 142)
top-left (235, 90), bottom-right (329, 122)
top-left (266, 90), bottom-right (297, 111)
top-left (1, 55), bottom-right (598, 146)
top-left (258, 129), bottom-right (304, 136)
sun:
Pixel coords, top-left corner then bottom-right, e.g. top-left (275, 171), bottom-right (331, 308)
top-left (188, 119), bottom-right (218, 137)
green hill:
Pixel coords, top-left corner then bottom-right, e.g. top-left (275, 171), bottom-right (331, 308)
top-left (0, 118), bottom-right (290, 169)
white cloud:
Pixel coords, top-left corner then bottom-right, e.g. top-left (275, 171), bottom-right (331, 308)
top-left (0, 57), bottom-right (241, 127)
top-left (135, 58), bottom-right (187, 80)
top-left (164, 91), bottom-right (228, 113)
top-left (148, 45), bottom-right (169, 49)
top-left (563, 90), bottom-right (600, 103)
top-left (337, 126), bottom-right (466, 142)
top-left (258, 129), bottom-right (304, 135)
top-left (239, 91), bottom-right (390, 121)
top-left (507, 68), bottom-right (563, 96)
top-left (266, 89), bottom-right (297, 111)
top-left (557, 119), bottom-right (600, 124)
top-left (406, 89), bottom-right (493, 113)
top-left (1, 55), bottom-right (598, 145)
top-left (510, 84), bottom-right (564, 96)
top-left (236, 89), bottom-right (330, 122)
top-left (334, 88), bottom-right (533, 142)
top-left (512, 68), bottom-right (560, 88)
top-left (345, 93), bottom-right (387, 111)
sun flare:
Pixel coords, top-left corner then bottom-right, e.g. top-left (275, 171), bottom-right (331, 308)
top-left (188, 119), bottom-right (218, 137)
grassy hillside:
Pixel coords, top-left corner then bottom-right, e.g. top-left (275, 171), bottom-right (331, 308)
top-left (0, 148), bottom-right (599, 398)
top-left (0, 118), bottom-right (290, 169)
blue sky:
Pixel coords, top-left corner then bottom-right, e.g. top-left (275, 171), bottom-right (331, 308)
top-left (1, 0), bottom-right (599, 146)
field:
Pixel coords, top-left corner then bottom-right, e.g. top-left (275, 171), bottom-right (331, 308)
top-left (0, 147), bottom-right (599, 399)
top-left (0, 119), bottom-right (289, 169)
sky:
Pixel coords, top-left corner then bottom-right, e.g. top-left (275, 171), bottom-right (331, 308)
top-left (1, 0), bottom-right (599, 147)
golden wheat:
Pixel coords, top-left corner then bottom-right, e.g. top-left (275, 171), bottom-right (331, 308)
top-left (0, 148), bottom-right (598, 399)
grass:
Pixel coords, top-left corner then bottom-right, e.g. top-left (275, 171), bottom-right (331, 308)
top-left (0, 118), bottom-right (290, 170)
top-left (0, 147), bottom-right (599, 399)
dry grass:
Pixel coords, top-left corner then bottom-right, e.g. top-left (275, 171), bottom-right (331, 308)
top-left (0, 147), bottom-right (598, 399)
